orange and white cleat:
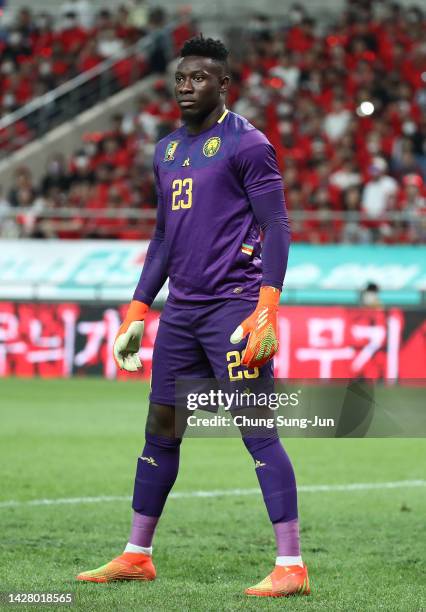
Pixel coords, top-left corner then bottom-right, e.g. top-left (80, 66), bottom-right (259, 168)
top-left (76, 552), bottom-right (156, 583)
top-left (245, 563), bottom-right (310, 597)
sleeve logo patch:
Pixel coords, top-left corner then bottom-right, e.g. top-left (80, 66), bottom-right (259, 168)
top-left (203, 136), bottom-right (221, 157)
top-left (164, 140), bottom-right (180, 161)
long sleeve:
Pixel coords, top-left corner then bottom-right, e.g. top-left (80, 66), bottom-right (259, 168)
top-left (234, 131), bottom-right (291, 290)
top-left (132, 164), bottom-right (169, 305)
top-left (250, 189), bottom-right (291, 290)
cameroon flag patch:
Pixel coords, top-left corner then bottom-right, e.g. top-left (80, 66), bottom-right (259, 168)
top-left (241, 243), bottom-right (254, 256)
top-left (164, 140), bottom-right (179, 161)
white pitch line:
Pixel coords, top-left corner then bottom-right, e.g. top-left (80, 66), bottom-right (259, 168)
top-left (0, 480), bottom-right (425, 510)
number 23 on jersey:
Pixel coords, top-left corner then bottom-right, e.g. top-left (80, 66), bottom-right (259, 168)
top-left (172, 178), bottom-right (193, 210)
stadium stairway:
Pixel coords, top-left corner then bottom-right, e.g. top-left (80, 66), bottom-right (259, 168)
top-left (0, 72), bottom-right (160, 193)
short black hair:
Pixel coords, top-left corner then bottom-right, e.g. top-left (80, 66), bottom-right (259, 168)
top-left (180, 35), bottom-right (229, 67)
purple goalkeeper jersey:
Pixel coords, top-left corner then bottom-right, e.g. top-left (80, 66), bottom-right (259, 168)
top-left (153, 109), bottom-right (284, 303)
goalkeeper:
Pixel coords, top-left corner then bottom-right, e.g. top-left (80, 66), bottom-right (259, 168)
top-left (77, 35), bottom-right (309, 598)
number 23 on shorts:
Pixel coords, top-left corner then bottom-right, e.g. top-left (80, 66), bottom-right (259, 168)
top-left (227, 350), bottom-right (259, 381)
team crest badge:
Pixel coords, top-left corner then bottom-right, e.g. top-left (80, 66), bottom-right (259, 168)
top-left (164, 140), bottom-right (179, 161)
top-left (203, 136), bottom-right (221, 157)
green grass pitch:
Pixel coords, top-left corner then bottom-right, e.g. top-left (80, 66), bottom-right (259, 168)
top-left (0, 378), bottom-right (425, 611)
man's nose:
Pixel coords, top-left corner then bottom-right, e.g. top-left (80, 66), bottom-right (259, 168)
top-left (179, 76), bottom-right (194, 93)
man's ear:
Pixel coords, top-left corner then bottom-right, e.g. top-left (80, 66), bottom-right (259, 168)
top-left (219, 75), bottom-right (230, 95)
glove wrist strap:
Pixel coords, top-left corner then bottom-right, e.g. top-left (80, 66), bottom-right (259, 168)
top-left (259, 286), bottom-right (281, 308)
top-left (125, 300), bottom-right (149, 323)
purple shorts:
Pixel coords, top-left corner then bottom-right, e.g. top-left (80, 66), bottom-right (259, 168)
top-left (150, 298), bottom-right (274, 406)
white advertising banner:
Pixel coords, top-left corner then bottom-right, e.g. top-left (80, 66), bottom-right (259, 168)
top-left (0, 239), bottom-right (161, 302)
top-left (0, 240), bottom-right (424, 303)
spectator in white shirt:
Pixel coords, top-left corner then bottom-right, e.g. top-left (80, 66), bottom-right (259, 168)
top-left (361, 157), bottom-right (398, 219)
top-left (97, 29), bottom-right (124, 58)
top-left (330, 159), bottom-right (362, 191)
top-left (269, 53), bottom-right (301, 95)
top-left (323, 97), bottom-right (352, 142)
top-left (61, 0), bottom-right (92, 28)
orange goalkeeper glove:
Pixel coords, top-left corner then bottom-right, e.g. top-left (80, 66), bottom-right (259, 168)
top-left (229, 286), bottom-right (280, 368)
top-left (113, 300), bottom-right (149, 371)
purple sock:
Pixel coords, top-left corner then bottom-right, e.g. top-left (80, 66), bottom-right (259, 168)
top-left (132, 433), bottom-right (181, 517)
top-left (129, 512), bottom-right (159, 548)
top-left (273, 518), bottom-right (301, 556)
top-left (243, 436), bottom-right (298, 524)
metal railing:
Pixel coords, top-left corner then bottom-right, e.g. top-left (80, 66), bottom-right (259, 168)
top-left (0, 22), bottom-right (176, 158)
top-left (1, 208), bottom-right (423, 222)
top-left (0, 208), bottom-right (424, 241)
top-left (1, 207), bottom-right (158, 220)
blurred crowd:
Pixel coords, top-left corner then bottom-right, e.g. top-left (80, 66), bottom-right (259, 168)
top-left (0, 84), bottom-right (181, 239)
top-left (0, 0), bottom-right (425, 243)
top-left (226, 0), bottom-right (426, 242)
top-left (0, 0), bottom-right (194, 125)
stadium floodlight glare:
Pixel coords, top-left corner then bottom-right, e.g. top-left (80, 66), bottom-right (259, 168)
top-left (357, 101), bottom-right (375, 117)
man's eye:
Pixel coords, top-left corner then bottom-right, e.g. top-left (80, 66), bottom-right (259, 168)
top-left (194, 76), bottom-right (204, 82)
